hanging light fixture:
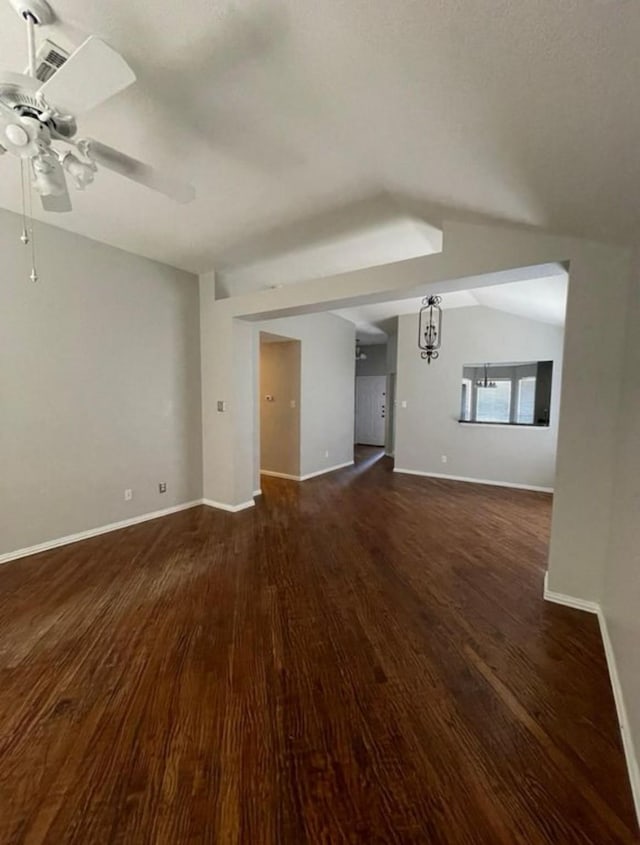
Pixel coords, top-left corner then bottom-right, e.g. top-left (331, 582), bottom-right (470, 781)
top-left (418, 295), bottom-right (443, 364)
top-left (476, 363), bottom-right (497, 389)
top-left (355, 340), bottom-right (367, 361)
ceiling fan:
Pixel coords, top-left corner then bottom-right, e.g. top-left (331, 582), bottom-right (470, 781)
top-left (0, 0), bottom-right (195, 226)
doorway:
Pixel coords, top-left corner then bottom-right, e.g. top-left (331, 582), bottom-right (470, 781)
top-left (355, 375), bottom-right (386, 446)
top-left (259, 333), bottom-right (302, 478)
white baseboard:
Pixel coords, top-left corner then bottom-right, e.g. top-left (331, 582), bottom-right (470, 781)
top-left (253, 489), bottom-right (262, 497)
top-left (261, 461), bottom-right (354, 483)
top-left (0, 500), bottom-right (203, 566)
top-left (260, 470), bottom-right (300, 481)
top-left (543, 572), bottom-right (599, 613)
top-left (300, 461), bottom-right (354, 481)
top-left (543, 572), bottom-right (640, 825)
top-left (598, 608), bottom-right (640, 825)
top-left (0, 494), bottom-right (258, 568)
top-left (202, 498), bottom-right (255, 513)
top-left (393, 467), bottom-right (553, 494)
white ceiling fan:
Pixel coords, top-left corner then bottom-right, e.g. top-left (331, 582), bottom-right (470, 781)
top-left (0, 0), bottom-right (195, 222)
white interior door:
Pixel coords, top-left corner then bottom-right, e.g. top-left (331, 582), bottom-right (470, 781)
top-left (355, 375), bottom-right (386, 446)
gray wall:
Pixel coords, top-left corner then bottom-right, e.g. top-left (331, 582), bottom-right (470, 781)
top-left (0, 209), bottom-right (202, 557)
top-left (356, 344), bottom-right (387, 376)
top-left (601, 258), bottom-right (640, 802)
top-left (259, 339), bottom-right (301, 477)
top-left (395, 306), bottom-right (564, 489)
top-left (385, 329), bottom-right (399, 455)
top-left (255, 313), bottom-right (355, 484)
top-left (387, 327), bottom-right (398, 374)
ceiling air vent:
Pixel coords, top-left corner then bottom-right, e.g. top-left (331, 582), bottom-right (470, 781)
top-left (34, 40), bottom-right (70, 83)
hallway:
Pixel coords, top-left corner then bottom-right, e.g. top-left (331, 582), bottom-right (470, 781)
top-left (0, 450), bottom-right (636, 843)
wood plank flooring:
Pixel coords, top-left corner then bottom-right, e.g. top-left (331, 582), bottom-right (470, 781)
top-left (0, 447), bottom-right (637, 844)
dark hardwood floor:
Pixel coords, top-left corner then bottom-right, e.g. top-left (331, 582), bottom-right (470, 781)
top-left (0, 447), bottom-right (637, 844)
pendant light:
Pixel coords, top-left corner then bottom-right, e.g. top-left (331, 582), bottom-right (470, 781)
top-left (355, 340), bottom-right (367, 361)
top-left (476, 363), bottom-right (497, 389)
top-left (418, 295), bottom-right (443, 364)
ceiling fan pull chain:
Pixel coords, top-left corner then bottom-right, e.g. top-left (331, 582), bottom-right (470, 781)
top-left (19, 159), bottom-right (30, 246)
top-left (25, 162), bottom-right (39, 282)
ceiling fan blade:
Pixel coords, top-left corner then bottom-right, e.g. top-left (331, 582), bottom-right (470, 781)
top-left (83, 139), bottom-right (195, 204)
top-left (40, 189), bottom-right (72, 213)
top-left (37, 37), bottom-right (135, 115)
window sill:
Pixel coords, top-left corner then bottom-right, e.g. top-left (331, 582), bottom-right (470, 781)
top-left (458, 421), bottom-right (550, 429)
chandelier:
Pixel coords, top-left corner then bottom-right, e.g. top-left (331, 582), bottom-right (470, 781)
top-left (418, 295), bottom-right (442, 364)
top-left (476, 363), bottom-right (497, 389)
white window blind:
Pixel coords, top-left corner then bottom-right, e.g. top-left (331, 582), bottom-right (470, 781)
top-left (517, 377), bottom-right (536, 424)
top-left (476, 380), bottom-right (511, 423)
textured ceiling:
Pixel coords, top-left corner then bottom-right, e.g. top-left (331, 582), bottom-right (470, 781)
top-left (1, 0), bottom-right (639, 274)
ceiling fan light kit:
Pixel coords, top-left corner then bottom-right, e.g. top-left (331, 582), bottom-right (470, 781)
top-left (8, 0), bottom-right (53, 26)
top-left (2, 0), bottom-right (195, 280)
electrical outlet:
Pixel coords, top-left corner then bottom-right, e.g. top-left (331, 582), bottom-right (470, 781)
top-left (401, 400), bottom-right (408, 408)
top-left (159, 482), bottom-right (167, 493)
top-left (124, 488), bottom-right (133, 501)
top-left (441, 455), bottom-right (448, 464)
top-left (324, 450), bottom-right (329, 458)
top-left (217, 400), bottom-right (226, 412)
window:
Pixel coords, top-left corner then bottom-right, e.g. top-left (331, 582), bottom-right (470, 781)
top-left (516, 377), bottom-right (536, 424)
top-left (476, 380), bottom-right (511, 423)
top-left (459, 361), bottom-right (553, 426)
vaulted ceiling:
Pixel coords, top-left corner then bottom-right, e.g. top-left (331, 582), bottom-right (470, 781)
top-left (1, 0), bottom-right (639, 275)
top-left (335, 275), bottom-right (568, 344)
